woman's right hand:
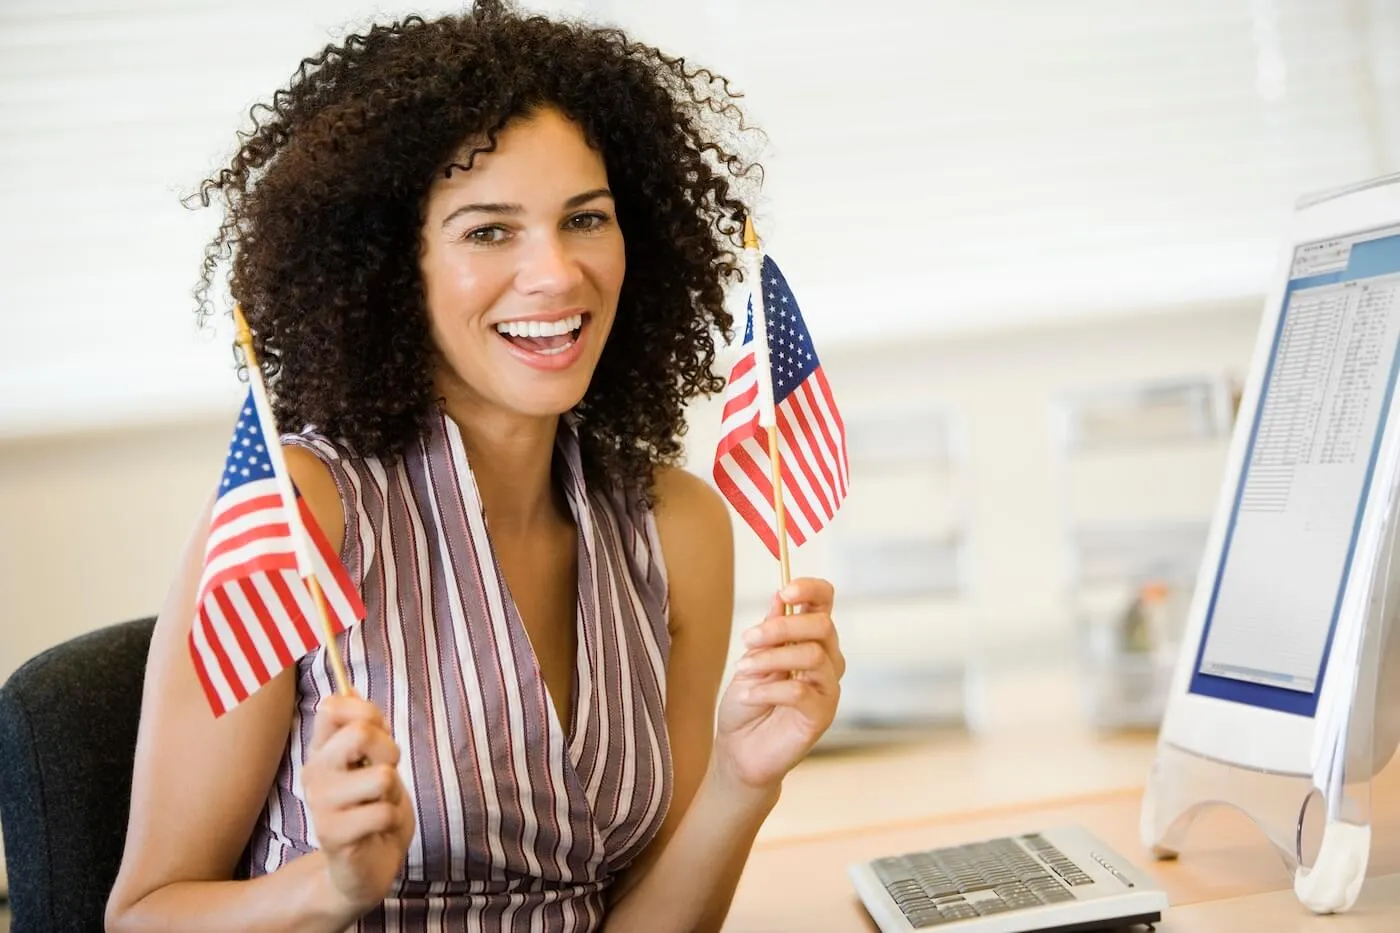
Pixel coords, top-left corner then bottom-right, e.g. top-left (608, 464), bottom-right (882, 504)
top-left (304, 694), bottom-right (416, 917)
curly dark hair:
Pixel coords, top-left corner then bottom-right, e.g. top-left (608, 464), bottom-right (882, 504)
top-left (193, 0), bottom-right (760, 497)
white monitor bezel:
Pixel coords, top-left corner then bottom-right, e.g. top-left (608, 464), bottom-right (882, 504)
top-left (1159, 179), bottom-right (1400, 776)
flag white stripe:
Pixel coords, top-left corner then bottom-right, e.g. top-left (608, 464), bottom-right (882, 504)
top-left (740, 432), bottom-right (817, 540)
top-left (204, 597), bottom-right (261, 699)
top-left (773, 423), bottom-right (827, 533)
top-left (808, 374), bottom-right (850, 490)
top-left (720, 439), bottom-right (778, 529)
top-left (198, 534), bottom-right (298, 595)
top-left (260, 571), bottom-right (312, 654)
top-left (788, 385), bottom-right (847, 505)
top-left (310, 538), bottom-right (358, 630)
top-left (206, 506), bottom-right (292, 553)
top-left (780, 416), bottom-right (841, 520)
top-left (190, 611), bottom-right (237, 713)
top-left (781, 448), bottom-right (831, 536)
top-left (243, 375), bottom-right (316, 576)
top-left (224, 578), bottom-right (287, 674)
top-left (206, 475), bottom-right (282, 513)
top-left (718, 364), bottom-right (760, 429)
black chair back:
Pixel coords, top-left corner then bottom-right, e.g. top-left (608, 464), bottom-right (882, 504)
top-left (0, 617), bottom-right (155, 933)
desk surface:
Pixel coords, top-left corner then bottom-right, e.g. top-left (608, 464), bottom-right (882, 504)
top-left (726, 760), bottom-right (1400, 931)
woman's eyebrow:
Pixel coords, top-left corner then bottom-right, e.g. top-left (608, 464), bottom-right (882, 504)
top-left (440, 188), bottom-right (614, 228)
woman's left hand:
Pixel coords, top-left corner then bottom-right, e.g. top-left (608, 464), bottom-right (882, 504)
top-left (713, 577), bottom-right (844, 794)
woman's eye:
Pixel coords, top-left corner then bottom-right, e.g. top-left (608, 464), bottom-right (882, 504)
top-left (465, 225), bottom-right (508, 244)
top-left (566, 211), bottom-right (609, 231)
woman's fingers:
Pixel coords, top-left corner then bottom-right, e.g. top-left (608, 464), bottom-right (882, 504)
top-left (743, 610), bottom-right (835, 649)
top-left (743, 610), bottom-right (843, 677)
top-left (310, 694), bottom-right (390, 753)
top-left (742, 676), bottom-right (838, 725)
top-left (778, 577), bottom-right (834, 614)
top-left (318, 718), bottom-right (401, 771)
top-left (736, 641), bottom-right (829, 679)
top-left (319, 763), bottom-right (404, 809)
top-left (314, 801), bottom-right (406, 850)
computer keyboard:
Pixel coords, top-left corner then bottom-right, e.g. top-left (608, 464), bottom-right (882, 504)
top-left (850, 826), bottom-right (1168, 932)
top-left (874, 835), bottom-right (1090, 924)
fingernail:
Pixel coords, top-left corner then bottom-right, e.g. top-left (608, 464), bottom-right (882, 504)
top-left (743, 626), bottom-right (761, 647)
top-left (780, 584), bottom-right (798, 600)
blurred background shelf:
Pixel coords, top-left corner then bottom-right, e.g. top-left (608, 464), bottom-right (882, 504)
top-left (1052, 373), bottom-right (1241, 731)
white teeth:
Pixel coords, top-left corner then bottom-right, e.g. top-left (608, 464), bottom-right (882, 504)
top-left (494, 313), bottom-right (583, 338)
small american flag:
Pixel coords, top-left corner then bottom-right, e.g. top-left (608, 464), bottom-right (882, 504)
top-left (713, 255), bottom-right (850, 557)
top-left (188, 387), bottom-right (364, 717)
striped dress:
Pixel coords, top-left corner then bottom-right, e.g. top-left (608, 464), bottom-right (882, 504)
top-left (240, 411), bottom-right (674, 932)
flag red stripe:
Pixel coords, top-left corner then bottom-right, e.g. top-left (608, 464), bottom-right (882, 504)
top-left (736, 437), bottom-right (808, 548)
top-left (715, 414), bottom-right (761, 463)
top-left (213, 586), bottom-right (270, 686)
top-left (814, 367), bottom-right (845, 432)
top-left (808, 377), bottom-right (849, 496)
top-left (209, 492), bottom-right (284, 530)
top-left (777, 405), bottom-right (834, 519)
top-left (196, 604), bottom-right (249, 710)
top-left (788, 444), bottom-right (837, 527)
top-left (807, 372), bottom-right (848, 497)
top-left (713, 461), bottom-right (779, 558)
top-left (240, 576), bottom-right (295, 669)
top-left (299, 497), bottom-right (365, 628)
top-left (205, 522), bottom-right (295, 566)
top-left (721, 381), bottom-right (759, 423)
top-left (189, 636), bottom-right (229, 718)
top-left (199, 551), bottom-right (300, 603)
top-left (728, 353), bottom-right (757, 382)
top-left (776, 450), bottom-right (823, 532)
top-left (269, 570), bottom-right (319, 651)
top-left (787, 386), bottom-right (840, 508)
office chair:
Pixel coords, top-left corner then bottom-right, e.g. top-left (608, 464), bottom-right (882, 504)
top-left (0, 617), bottom-right (156, 933)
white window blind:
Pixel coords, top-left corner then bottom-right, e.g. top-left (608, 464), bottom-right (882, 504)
top-left (0, 0), bottom-right (587, 437)
top-left (2, 0), bottom-right (1396, 436)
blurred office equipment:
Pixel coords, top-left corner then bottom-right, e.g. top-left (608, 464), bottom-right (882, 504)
top-left (815, 403), bottom-right (983, 746)
top-left (1053, 374), bottom-right (1239, 729)
top-left (1146, 174), bottom-right (1400, 915)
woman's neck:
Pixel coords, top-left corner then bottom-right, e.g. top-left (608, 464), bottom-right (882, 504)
top-left (438, 397), bottom-right (565, 534)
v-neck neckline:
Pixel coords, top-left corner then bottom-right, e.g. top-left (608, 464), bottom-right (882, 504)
top-left (437, 412), bottom-right (590, 750)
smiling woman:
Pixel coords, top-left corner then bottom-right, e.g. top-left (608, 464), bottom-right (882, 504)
top-left (182, 0), bottom-right (756, 496)
top-left (419, 114), bottom-right (625, 420)
top-left (102, 3), bottom-right (847, 933)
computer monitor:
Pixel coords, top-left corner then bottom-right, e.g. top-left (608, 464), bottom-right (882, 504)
top-left (1160, 177), bottom-right (1400, 779)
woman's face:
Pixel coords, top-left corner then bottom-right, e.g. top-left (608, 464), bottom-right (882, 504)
top-left (419, 106), bottom-right (625, 422)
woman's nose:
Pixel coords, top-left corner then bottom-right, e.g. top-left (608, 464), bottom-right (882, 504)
top-left (516, 233), bottom-right (583, 296)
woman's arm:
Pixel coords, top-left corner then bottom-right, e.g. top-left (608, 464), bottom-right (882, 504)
top-left (105, 447), bottom-right (407, 933)
top-left (604, 467), bottom-right (843, 933)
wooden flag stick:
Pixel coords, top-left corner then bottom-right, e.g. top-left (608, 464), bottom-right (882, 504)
top-left (768, 421), bottom-right (792, 590)
top-left (743, 217), bottom-right (792, 590)
top-left (232, 305), bottom-right (353, 698)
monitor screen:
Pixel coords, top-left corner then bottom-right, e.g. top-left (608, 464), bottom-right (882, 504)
top-left (1190, 222), bottom-right (1400, 716)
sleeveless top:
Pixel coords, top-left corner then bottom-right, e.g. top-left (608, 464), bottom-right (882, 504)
top-left (240, 411), bottom-right (674, 932)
